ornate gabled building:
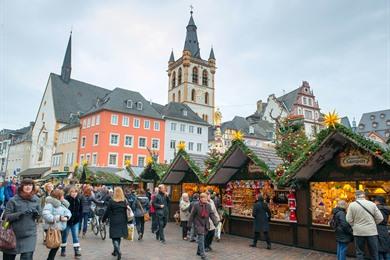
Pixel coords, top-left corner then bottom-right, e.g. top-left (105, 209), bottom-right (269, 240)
top-left (167, 11), bottom-right (216, 125)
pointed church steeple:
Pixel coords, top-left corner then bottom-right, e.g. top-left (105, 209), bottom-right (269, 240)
top-left (183, 11), bottom-right (201, 59)
top-left (61, 32), bottom-right (72, 83)
top-left (169, 49), bottom-right (175, 63)
top-left (209, 47), bottom-right (215, 60)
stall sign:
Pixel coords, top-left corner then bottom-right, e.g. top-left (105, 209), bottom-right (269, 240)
top-left (339, 149), bottom-right (373, 168)
top-left (248, 161), bottom-right (263, 173)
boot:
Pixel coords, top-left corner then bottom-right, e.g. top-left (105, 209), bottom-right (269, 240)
top-left (74, 247), bottom-right (82, 257)
top-left (60, 247), bottom-right (66, 257)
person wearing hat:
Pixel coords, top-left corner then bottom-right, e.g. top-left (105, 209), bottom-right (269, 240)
top-left (374, 196), bottom-right (390, 260)
top-left (346, 190), bottom-right (383, 260)
top-left (1, 178), bottom-right (41, 260)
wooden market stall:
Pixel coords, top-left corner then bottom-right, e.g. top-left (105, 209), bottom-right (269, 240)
top-left (139, 163), bottom-right (169, 190)
top-left (207, 139), bottom-right (300, 245)
top-left (161, 149), bottom-right (220, 220)
top-left (286, 125), bottom-right (390, 254)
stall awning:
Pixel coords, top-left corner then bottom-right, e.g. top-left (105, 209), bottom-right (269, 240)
top-left (18, 167), bottom-right (51, 179)
top-left (43, 172), bottom-right (69, 180)
top-left (86, 167), bottom-right (133, 184)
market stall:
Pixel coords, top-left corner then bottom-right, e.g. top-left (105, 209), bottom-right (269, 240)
top-left (285, 124), bottom-right (390, 253)
top-left (139, 162), bottom-right (168, 190)
top-left (207, 138), bottom-right (300, 245)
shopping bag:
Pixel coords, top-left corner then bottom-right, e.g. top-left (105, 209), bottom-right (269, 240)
top-left (215, 222), bottom-right (222, 240)
top-left (144, 212), bottom-right (150, 222)
top-left (126, 224), bottom-right (135, 241)
top-left (45, 227), bottom-right (62, 249)
top-left (0, 219), bottom-right (16, 250)
top-left (126, 205), bottom-right (134, 222)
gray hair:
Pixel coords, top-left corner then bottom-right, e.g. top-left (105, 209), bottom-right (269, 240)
top-left (355, 190), bottom-right (365, 199)
top-left (337, 200), bottom-right (347, 209)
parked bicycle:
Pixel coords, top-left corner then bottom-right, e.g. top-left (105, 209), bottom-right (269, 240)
top-left (90, 202), bottom-right (107, 240)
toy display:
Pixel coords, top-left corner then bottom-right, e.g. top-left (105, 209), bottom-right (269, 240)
top-left (182, 183), bottom-right (219, 197)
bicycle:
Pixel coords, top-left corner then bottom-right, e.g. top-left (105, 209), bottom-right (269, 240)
top-left (90, 203), bottom-right (107, 240)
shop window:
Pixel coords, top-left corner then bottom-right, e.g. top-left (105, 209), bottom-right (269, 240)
top-left (202, 70), bottom-right (208, 86)
top-left (192, 67), bottom-right (198, 84)
top-left (178, 68), bottom-right (182, 85)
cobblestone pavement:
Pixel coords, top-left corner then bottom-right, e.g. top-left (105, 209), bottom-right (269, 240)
top-left (31, 222), bottom-right (341, 260)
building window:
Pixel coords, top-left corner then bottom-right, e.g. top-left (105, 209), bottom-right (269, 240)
top-left (304, 110), bottom-right (313, 120)
top-left (80, 154), bottom-right (84, 163)
top-left (303, 97), bottom-right (307, 105)
top-left (110, 133), bottom-right (119, 146)
top-left (180, 124), bottom-right (185, 132)
top-left (124, 135), bottom-right (133, 147)
top-left (205, 92), bottom-right (209, 105)
top-left (191, 89), bottom-right (196, 101)
top-left (137, 102), bottom-right (143, 110)
top-left (111, 114), bottom-right (118, 125)
top-left (87, 118), bottom-right (91, 128)
top-left (82, 120), bottom-right (86, 129)
top-left (172, 71), bottom-right (176, 88)
top-left (92, 153), bottom-right (97, 166)
top-left (91, 116), bottom-right (95, 126)
top-left (96, 115), bottom-right (100, 125)
top-left (178, 90), bottom-right (181, 102)
top-left (372, 122), bottom-right (378, 128)
top-left (171, 122), bottom-right (177, 131)
top-left (380, 113), bottom-right (385, 119)
top-left (81, 137), bottom-right (86, 148)
top-left (134, 118), bottom-right (140, 128)
top-left (108, 153), bottom-right (118, 166)
top-left (196, 143), bottom-right (202, 152)
top-left (126, 100), bottom-right (133, 108)
top-left (192, 67), bottom-right (198, 84)
top-left (188, 142), bottom-right (194, 151)
top-left (138, 137), bottom-right (147, 148)
top-left (197, 127), bottom-right (202, 135)
top-left (86, 154), bottom-right (91, 163)
top-left (370, 115), bottom-right (375, 120)
top-left (123, 154), bottom-right (132, 166)
top-left (138, 156), bottom-right (146, 167)
top-left (386, 120), bottom-right (390, 126)
top-left (183, 110), bottom-right (188, 116)
top-left (202, 70), bottom-right (208, 86)
top-left (93, 134), bottom-right (99, 146)
top-left (249, 126), bottom-right (254, 134)
top-left (308, 98), bottom-right (313, 106)
top-left (359, 124), bottom-right (365, 129)
top-left (151, 139), bottom-right (160, 149)
top-left (189, 125), bottom-right (194, 133)
top-left (178, 68), bottom-right (182, 85)
top-left (154, 121), bottom-right (160, 131)
top-left (122, 116), bottom-right (129, 127)
top-left (144, 120), bottom-right (150, 129)
top-left (298, 108), bottom-right (302, 115)
top-left (170, 140), bottom-right (176, 149)
top-left (172, 93), bottom-right (175, 102)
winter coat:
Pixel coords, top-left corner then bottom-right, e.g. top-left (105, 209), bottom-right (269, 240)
top-left (153, 192), bottom-right (169, 218)
top-left (377, 204), bottom-right (390, 253)
top-left (179, 199), bottom-right (191, 222)
top-left (252, 200), bottom-right (271, 232)
top-left (208, 200), bottom-right (220, 231)
top-left (332, 207), bottom-right (353, 243)
top-left (2, 193), bottom-right (41, 254)
top-left (80, 194), bottom-right (101, 214)
top-left (42, 197), bottom-right (72, 231)
top-left (65, 195), bottom-right (83, 226)
top-left (188, 201), bottom-right (219, 235)
top-left (4, 183), bottom-right (15, 202)
top-left (133, 195), bottom-right (150, 218)
top-left (346, 198), bottom-right (383, 236)
top-left (102, 200), bottom-right (128, 239)
top-left (0, 186), bottom-right (5, 202)
top-left (149, 193), bottom-right (156, 214)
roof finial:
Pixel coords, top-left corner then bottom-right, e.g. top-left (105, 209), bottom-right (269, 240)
top-left (190, 5), bottom-right (194, 15)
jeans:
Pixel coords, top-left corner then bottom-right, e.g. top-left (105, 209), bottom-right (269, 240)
top-left (112, 238), bottom-right (121, 254)
top-left (253, 231), bottom-right (271, 246)
top-left (181, 221), bottom-right (189, 238)
top-left (190, 223), bottom-right (196, 240)
top-left (3, 252), bottom-right (34, 260)
top-left (379, 252), bottom-right (389, 260)
top-left (197, 234), bottom-right (206, 257)
top-left (205, 229), bottom-right (215, 249)
top-left (47, 247), bottom-right (59, 260)
top-left (156, 214), bottom-right (166, 241)
top-left (61, 222), bottom-right (80, 247)
top-left (135, 216), bottom-right (145, 235)
top-left (336, 242), bottom-right (348, 260)
top-left (80, 212), bottom-right (90, 234)
top-left (354, 235), bottom-right (379, 260)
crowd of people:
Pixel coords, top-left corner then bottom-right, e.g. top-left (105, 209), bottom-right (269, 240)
top-left (0, 178), bottom-right (389, 260)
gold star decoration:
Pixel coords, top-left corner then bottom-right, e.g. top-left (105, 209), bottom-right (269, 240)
top-left (82, 159), bottom-right (88, 167)
top-left (323, 110), bottom-right (340, 128)
top-left (146, 156), bottom-right (154, 166)
top-left (74, 162), bottom-right (79, 169)
top-left (177, 141), bottom-right (186, 151)
top-left (232, 130), bottom-right (244, 141)
top-left (124, 159), bottom-right (131, 168)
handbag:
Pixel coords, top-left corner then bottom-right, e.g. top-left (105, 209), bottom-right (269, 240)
top-left (137, 199), bottom-right (150, 222)
top-left (0, 216), bottom-right (16, 250)
top-left (45, 219), bottom-right (61, 249)
top-left (126, 201), bottom-right (134, 222)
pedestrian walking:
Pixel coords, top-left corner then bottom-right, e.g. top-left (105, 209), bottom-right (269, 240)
top-left (102, 187), bottom-right (128, 260)
top-left (188, 192), bottom-right (219, 260)
top-left (189, 193), bottom-right (200, 242)
top-left (250, 194), bottom-right (272, 249)
top-left (346, 190), bottom-right (383, 260)
top-left (150, 187), bottom-right (159, 234)
top-left (61, 187), bottom-right (82, 258)
top-left (79, 185), bottom-right (102, 238)
top-left (374, 196), bottom-right (390, 260)
top-left (133, 189), bottom-right (149, 240)
top-left (179, 193), bottom-right (191, 240)
top-left (1, 178), bottom-right (41, 260)
top-left (205, 191), bottom-right (220, 252)
top-left (331, 200), bottom-right (353, 260)
top-left (153, 184), bottom-right (169, 243)
top-left (42, 189), bottom-right (72, 260)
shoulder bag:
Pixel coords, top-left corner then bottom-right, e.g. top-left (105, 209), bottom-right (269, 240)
top-left (0, 213), bottom-right (16, 250)
top-left (45, 218), bottom-right (62, 249)
top-left (126, 201), bottom-right (134, 222)
top-left (137, 199), bottom-right (150, 222)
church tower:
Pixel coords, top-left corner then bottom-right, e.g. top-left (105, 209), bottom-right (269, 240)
top-left (167, 11), bottom-right (216, 125)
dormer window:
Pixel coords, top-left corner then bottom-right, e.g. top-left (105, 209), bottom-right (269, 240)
top-left (370, 115), bottom-right (375, 120)
top-left (136, 102), bottom-right (143, 110)
top-left (249, 126), bottom-right (254, 134)
top-left (126, 100), bottom-right (133, 108)
top-left (380, 113), bottom-right (385, 119)
top-left (372, 122), bottom-right (378, 128)
top-left (359, 124), bottom-right (365, 129)
top-left (183, 109), bottom-right (188, 116)
top-left (387, 120), bottom-right (390, 126)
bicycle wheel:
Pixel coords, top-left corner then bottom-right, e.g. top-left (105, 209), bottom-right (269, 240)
top-left (99, 221), bottom-right (107, 240)
top-left (91, 216), bottom-right (99, 235)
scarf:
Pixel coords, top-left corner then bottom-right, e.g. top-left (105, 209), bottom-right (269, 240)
top-left (200, 202), bottom-right (208, 218)
top-left (19, 190), bottom-right (35, 201)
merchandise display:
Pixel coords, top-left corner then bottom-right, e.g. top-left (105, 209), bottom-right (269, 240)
top-left (182, 183), bottom-right (219, 197)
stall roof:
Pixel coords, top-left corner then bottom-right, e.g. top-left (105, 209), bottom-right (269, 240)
top-left (43, 172), bottom-right (69, 180)
top-left (86, 167), bottom-right (133, 184)
top-left (161, 151), bottom-right (208, 184)
top-left (18, 167), bottom-right (51, 178)
top-left (140, 163), bottom-right (169, 182)
top-left (208, 140), bottom-right (282, 185)
top-left (287, 124), bottom-right (390, 183)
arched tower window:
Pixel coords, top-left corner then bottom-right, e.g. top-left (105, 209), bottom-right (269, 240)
top-left (192, 67), bottom-right (198, 84)
top-left (205, 114), bottom-right (208, 122)
top-left (178, 68), bottom-right (182, 85)
top-left (172, 93), bottom-right (176, 102)
top-left (178, 90), bottom-right (181, 102)
top-left (191, 89), bottom-right (196, 101)
top-left (205, 92), bottom-right (209, 105)
top-left (202, 70), bottom-right (208, 86)
top-left (171, 71), bottom-right (176, 88)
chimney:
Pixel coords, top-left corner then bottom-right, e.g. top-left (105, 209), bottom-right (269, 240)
top-left (256, 100), bottom-right (263, 114)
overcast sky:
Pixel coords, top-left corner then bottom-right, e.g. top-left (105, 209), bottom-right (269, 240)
top-left (1, 0), bottom-right (389, 129)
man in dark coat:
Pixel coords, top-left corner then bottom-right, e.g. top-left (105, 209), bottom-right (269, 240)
top-left (250, 195), bottom-right (272, 249)
top-left (188, 193), bottom-right (219, 260)
top-left (152, 184), bottom-right (169, 243)
top-left (331, 200), bottom-right (353, 260)
top-left (374, 196), bottom-right (390, 260)
top-left (189, 193), bottom-right (200, 242)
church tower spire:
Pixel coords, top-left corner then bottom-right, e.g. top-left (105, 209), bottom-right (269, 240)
top-left (61, 32), bottom-right (72, 83)
top-left (183, 11), bottom-right (201, 59)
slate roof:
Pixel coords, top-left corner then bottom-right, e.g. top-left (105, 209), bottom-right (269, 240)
top-left (249, 146), bottom-right (283, 171)
top-left (277, 88), bottom-right (300, 112)
top-left (50, 73), bottom-right (111, 124)
top-left (83, 88), bottom-right (162, 119)
top-left (169, 50), bottom-right (175, 62)
top-left (209, 47), bottom-right (215, 60)
top-left (58, 122), bottom-right (80, 132)
top-left (152, 102), bottom-right (208, 125)
top-left (340, 116), bottom-right (351, 129)
top-left (187, 153), bottom-right (208, 174)
top-left (221, 116), bottom-right (273, 140)
top-left (357, 109), bottom-right (390, 139)
top-left (183, 14), bottom-right (201, 59)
